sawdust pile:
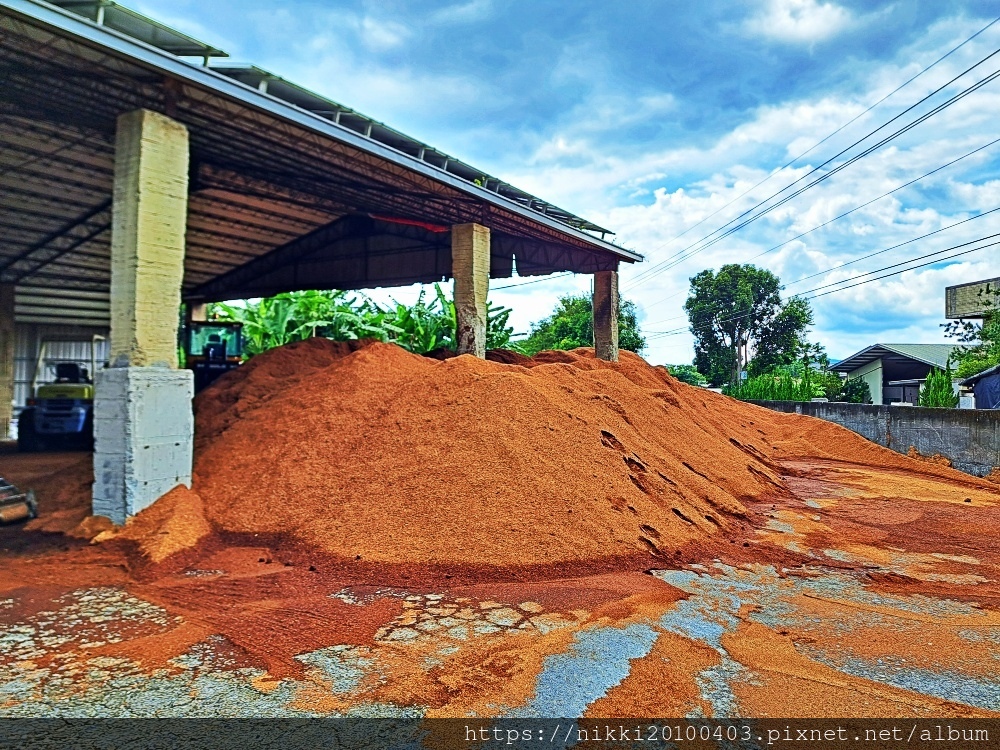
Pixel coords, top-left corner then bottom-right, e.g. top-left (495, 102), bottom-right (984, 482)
top-left (187, 338), bottom-right (945, 568)
top-left (95, 485), bottom-right (211, 564)
top-left (20, 454), bottom-right (97, 537)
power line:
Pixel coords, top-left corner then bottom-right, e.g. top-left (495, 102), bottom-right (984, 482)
top-left (635, 137), bottom-right (1000, 321)
top-left (625, 42), bottom-right (1000, 291)
top-left (785, 205), bottom-right (1000, 289)
top-left (743, 136), bottom-right (1000, 266)
top-left (627, 50), bottom-right (1000, 287)
top-left (630, 65), bottom-right (1000, 288)
top-left (641, 204), bottom-right (1000, 328)
top-left (806, 240), bottom-right (997, 298)
top-left (491, 272), bottom-right (574, 291)
top-left (804, 233), bottom-right (1000, 295)
top-left (644, 233), bottom-right (998, 339)
top-left (619, 16), bottom-right (1000, 275)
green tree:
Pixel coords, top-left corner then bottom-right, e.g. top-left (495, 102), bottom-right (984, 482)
top-left (210, 285), bottom-right (518, 357)
top-left (749, 297), bottom-right (816, 377)
top-left (835, 377), bottom-right (872, 404)
top-left (517, 295), bottom-right (645, 356)
top-left (684, 264), bottom-right (815, 386)
top-left (919, 365), bottom-right (959, 408)
top-left (943, 283), bottom-right (1000, 378)
top-left (666, 364), bottom-right (707, 386)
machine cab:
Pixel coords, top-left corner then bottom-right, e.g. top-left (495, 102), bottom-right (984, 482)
top-left (185, 321), bottom-right (244, 392)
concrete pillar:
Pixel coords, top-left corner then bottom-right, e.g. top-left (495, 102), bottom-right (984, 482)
top-left (187, 302), bottom-right (208, 322)
top-left (0, 285), bottom-right (14, 440)
top-left (452, 223), bottom-right (490, 358)
top-left (93, 109), bottom-right (194, 525)
top-left (593, 269), bottom-right (619, 362)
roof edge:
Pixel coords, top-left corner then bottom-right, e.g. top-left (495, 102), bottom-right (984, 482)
top-left (4, 0), bottom-right (642, 264)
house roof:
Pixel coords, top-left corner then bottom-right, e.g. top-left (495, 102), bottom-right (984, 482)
top-left (961, 362), bottom-right (1000, 385)
top-left (830, 344), bottom-right (958, 373)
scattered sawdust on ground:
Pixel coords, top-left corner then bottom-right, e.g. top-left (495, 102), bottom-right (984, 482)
top-left (2, 341), bottom-right (1000, 716)
top-left (95, 485), bottom-right (210, 564)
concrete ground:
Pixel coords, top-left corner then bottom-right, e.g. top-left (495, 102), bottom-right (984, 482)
top-left (0, 452), bottom-right (998, 717)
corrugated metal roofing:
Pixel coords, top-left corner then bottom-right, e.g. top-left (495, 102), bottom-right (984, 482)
top-left (831, 343), bottom-right (959, 373)
top-left (961, 362), bottom-right (1000, 385)
top-left (0, 0), bottom-right (641, 323)
top-left (49, 0), bottom-right (228, 59)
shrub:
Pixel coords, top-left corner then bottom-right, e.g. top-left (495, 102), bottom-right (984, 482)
top-left (835, 377), bottom-right (872, 404)
top-left (725, 372), bottom-right (816, 402)
top-left (918, 366), bottom-right (959, 408)
top-left (666, 364), bottom-right (708, 386)
top-left (209, 285), bottom-right (518, 357)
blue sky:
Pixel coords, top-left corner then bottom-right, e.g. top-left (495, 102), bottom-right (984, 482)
top-left (137, 0), bottom-right (999, 364)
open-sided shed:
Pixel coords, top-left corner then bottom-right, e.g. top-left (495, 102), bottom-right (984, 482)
top-left (0, 0), bottom-right (641, 523)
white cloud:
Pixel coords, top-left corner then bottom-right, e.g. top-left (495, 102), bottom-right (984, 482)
top-left (429, 0), bottom-right (494, 25)
top-left (744, 0), bottom-right (853, 44)
top-left (141, 1), bottom-right (996, 368)
top-left (358, 17), bottom-right (410, 51)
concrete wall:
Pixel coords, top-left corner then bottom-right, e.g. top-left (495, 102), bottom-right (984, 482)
top-left (749, 400), bottom-right (1000, 477)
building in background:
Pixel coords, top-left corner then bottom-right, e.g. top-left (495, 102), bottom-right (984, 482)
top-left (831, 344), bottom-right (958, 405)
top-left (962, 363), bottom-right (1000, 409)
top-left (945, 277), bottom-right (1000, 320)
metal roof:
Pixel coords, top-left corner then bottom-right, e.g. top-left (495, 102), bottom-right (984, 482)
top-left (831, 344), bottom-right (958, 373)
top-left (49, 0), bottom-right (227, 60)
top-left (961, 362), bottom-right (1000, 385)
top-left (0, 0), bottom-right (639, 323)
top-left (207, 64), bottom-right (616, 237)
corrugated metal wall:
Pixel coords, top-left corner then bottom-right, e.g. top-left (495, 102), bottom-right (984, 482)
top-left (15, 286), bottom-right (111, 328)
top-left (10, 323), bottom-right (110, 438)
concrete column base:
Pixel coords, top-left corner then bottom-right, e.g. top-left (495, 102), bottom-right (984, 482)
top-left (92, 367), bottom-right (194, 525)
top-left (593, 269), bottom-right (619, 362)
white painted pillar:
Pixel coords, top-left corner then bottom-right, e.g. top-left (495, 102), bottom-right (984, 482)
top-left (93, 109), bottom-right (194, 525)
top-left (0, 285), bottom-right (14, 440)
top-left (452, 223), bottom-right (490, 358)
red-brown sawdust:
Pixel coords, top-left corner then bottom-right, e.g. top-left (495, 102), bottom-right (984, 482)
top-left (185, 338), bottom-right (993, 569)
top-left (95, 485), bottom-right (211, 564)
top-left (4, 340), bottom-right (1000, 709)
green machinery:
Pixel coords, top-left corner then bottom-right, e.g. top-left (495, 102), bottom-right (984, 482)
top-left (184, 321), bottom-right (244, 393)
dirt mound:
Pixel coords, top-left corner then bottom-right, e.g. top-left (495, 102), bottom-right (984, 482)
top-left (188, 340), bottom-right (977, 568)
top-left (18, 454), bottom-right (95, 536)
top-left (194, 338), bottom-right (372, 449)
top-left (95, 485), bottom-right (210, 564)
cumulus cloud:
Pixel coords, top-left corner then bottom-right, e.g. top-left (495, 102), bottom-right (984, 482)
top-left (744, 0), bottom-right (853, 44)
top-left (429, 0), bottom-right (494, 25)
top-left (129, 0), bottom-right (998, 366)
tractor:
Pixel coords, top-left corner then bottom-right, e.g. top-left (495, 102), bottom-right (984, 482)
top-left (184, 320), bottom-right (244, 392)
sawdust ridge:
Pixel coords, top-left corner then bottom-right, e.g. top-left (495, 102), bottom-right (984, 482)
top-left (185, 339), bottom-right (992, 568)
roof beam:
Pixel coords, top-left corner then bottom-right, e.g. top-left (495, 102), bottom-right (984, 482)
top-left (0, 198), bottom-right (111, 282)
